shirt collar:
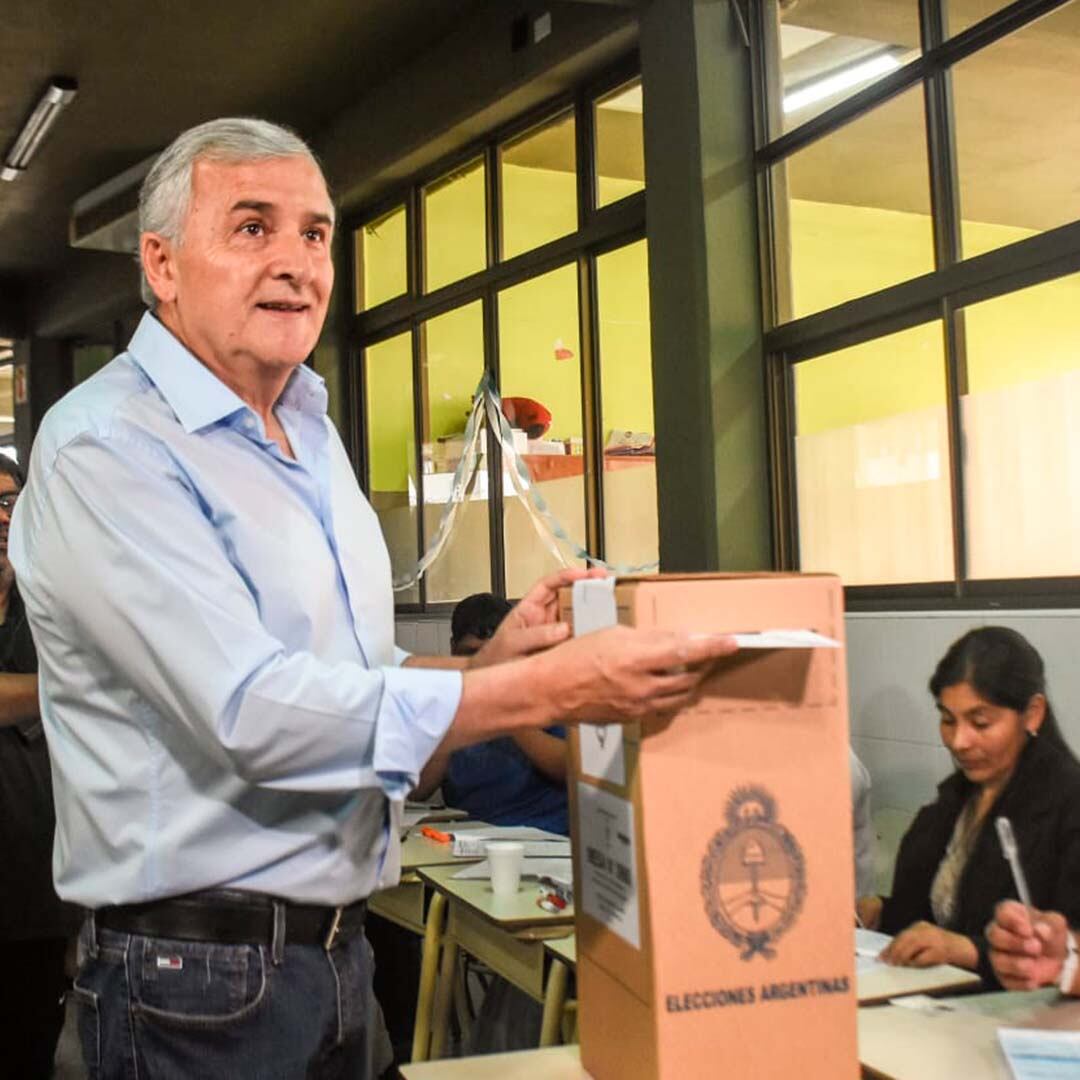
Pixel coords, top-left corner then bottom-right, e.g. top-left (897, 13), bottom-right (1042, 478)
top-left (126, 312), bottom-right (328, 433)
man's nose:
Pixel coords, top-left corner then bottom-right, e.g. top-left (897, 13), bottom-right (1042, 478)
top-left (268, 232), bottom-right (314, 282)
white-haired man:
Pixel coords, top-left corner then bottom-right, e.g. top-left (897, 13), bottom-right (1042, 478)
top-left (10, 118), bottom-right (735, 1079)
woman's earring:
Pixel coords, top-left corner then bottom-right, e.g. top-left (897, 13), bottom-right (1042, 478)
top-left (1027, 728), bottom-right (1039, 739)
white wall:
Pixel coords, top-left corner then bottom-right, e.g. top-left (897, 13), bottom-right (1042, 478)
top-left (395, 616), bottom-right (453, 658)
top-left (398, 608), bottom-right (1080, 820)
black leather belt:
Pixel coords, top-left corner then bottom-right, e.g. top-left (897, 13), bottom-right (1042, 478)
top-left (95, 889), bottom-right (367, 950)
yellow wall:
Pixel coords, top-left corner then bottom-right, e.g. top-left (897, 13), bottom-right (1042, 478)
top-left (425, 162), bottom-right (486, 292)
top-left (498, 260), bottom-right (582, 441)
top-left (366, 332), bottom-right (413, 492)
top-left (793, 199), bottom-right (1080, 435)
top-left (597, 238), bottom-right (654, 436)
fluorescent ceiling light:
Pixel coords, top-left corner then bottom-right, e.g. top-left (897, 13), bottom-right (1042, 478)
top-left (783, 52), bottom-right (901, 115)
top-left (2, 77), bottom-right (78, 182)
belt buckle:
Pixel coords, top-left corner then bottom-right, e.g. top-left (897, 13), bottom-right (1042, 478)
top-left (323, 906), bottom-right (344, 951)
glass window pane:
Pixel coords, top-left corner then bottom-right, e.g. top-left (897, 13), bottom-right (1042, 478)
top-left (500, 113), bottom-right (577, 260)
top-left (597, 240), bottom-right (658, 569)
top-left (0, 365), bottom-right (13, 441)
top-left (355, 205), bottom-right (407, 312)
top-left (953, 3), bottom-right (1080, 260)
top-left (962, 274), bottom-right (1080, 579)
top-left (768, 0), bottom-right (920, 136)
top-left (795, 322), bottom-right (952, 585)
top-left (423, 160), bottom-right (487, 292)
top-left (948, 1), bottom-right (1013, 38)
top-left (595, 79), bottom-right (644, 209)
top-left (365, 332), bottom-right (419, 604)
top-left (498, 265), bottom-right (586, 597)
top-left (72, 344), bottom-right (112, 386)
top-left (774, 86), bottom-right (933, 322)
top-left (419, 302), bottom-right (491, 602)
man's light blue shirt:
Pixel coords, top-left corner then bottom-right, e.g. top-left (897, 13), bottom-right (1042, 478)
top-left (10, 313), bottom-right (462, 907)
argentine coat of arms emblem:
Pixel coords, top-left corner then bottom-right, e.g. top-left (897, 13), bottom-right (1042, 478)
top-left (700, 786), bottom-right (806, 960)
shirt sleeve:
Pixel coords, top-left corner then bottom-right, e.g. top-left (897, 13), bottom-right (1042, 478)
top-left (13, 430), bottom-right (460, 798)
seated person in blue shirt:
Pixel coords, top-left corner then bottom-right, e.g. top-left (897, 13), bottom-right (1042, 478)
top-left (414, 593), bottom-right (569, 834)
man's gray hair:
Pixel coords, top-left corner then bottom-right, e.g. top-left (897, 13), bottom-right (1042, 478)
top-left (138, 117), bottom-right (325, 308)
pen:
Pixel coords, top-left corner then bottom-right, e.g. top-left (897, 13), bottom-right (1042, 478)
top-left (995, 816), bottom-right (1034, 916)
top-left (420, 826), bottom-right (453, 843)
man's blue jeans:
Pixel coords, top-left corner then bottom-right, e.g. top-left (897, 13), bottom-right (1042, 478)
top-left (69, 915), bottom-right (393, 1079)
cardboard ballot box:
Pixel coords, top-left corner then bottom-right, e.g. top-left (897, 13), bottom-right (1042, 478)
top-left (561, 574), bottom-right (857, 1080)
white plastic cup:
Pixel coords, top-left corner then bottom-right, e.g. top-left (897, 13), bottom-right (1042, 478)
top-left (486, 841), bottom-right (525, 896)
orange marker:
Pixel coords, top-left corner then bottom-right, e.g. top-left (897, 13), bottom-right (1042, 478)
top-left (420, 826), bottom-right (452, 843)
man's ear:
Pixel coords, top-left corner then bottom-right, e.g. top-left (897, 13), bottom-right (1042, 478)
top-left (140, 232), bottom-right (178, 306)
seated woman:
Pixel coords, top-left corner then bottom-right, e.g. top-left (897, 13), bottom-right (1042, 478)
top-left (856, 627), bottom-right (1080, 985)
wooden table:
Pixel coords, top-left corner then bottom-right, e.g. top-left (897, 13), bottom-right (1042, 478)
top-left (412, 862), bottom-right (575, 1062)
top-left (858, 987), bottom-right (1078, 1079)
top-left (402, 1044), bottom-right (590, 1078)
top-left (369, 820), bottom-right (491, 934)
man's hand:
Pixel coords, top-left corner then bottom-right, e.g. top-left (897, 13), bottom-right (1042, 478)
top-left (879, 921), bottom-right (978, 969)
top-left (469, 567), bottom-right (607, 669)
top-left (529, 624), bottom-right (738, 724)
top-left (987, 900), bottom-right (1070, 990)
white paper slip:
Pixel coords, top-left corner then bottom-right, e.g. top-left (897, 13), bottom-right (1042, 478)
top-left (572, 578), bottom-right (628, 787)
top-left (855, 927), bottom-right (893, 956)
top-left (998, 1027), bottom-right (1080, 1079)
top-left (730, 629), bottom-right (840, 649)
top-left (577, 781), bottom-right (640, 949)
top-left (888, 994), bottom-right (956, 1014)
top-left (855, 927), bottom-right (893, 973)
top-left (571, 577), bottom-right (617, 636)
top-left (453, 857), bottom-right (574, 882)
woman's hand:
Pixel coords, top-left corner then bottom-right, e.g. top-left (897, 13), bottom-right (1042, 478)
top-left (856, 895), bottom-right (883, 931)
top-left (880, 921), bottom-right (978, 969)
top-left (987, 900), bottom-right (1071, 991)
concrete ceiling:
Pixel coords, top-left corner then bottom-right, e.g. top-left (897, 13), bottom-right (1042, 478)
top-left (0, 0), bottom-right (488, 327)
top-left (783, 0), bottom-right (1080, 234)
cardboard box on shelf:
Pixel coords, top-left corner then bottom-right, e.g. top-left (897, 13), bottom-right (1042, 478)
top-left (561, 573), bottom-right (857, 1080)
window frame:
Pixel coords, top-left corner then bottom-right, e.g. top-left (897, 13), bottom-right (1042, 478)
top-left (753, 0), bottom-right (1080, 609)
top-left (346, 55), bottom-right (647, 613)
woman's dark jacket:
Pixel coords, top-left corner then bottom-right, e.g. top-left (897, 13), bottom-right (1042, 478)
top-left (880, 732), bottom-right (1080, 987)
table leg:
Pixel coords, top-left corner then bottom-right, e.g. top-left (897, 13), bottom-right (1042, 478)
top-left (539, 957), bottom-right (570, 1047)
top-left (410, 891), bottom-right (447, 1063)
top-left (429, 937), bottom-right (460, 1060)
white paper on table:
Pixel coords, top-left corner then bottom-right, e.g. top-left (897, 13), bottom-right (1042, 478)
top-left (453, 856), bottom-right (574, 882)
top-left (400, 807), bottom-right (438, 833)
top-left (451, 827), bottom-right (565, 857)
top-left (729, 629), bottom-right (841, 649)
top-left (572, 578), bottom-right (627, 786)
top-left (451, 839), bottom-right (571, 859)
top-left (998, 1027), bottom-right (1080, 1079)
top-left (855, 927), bottom-right (893, 973)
